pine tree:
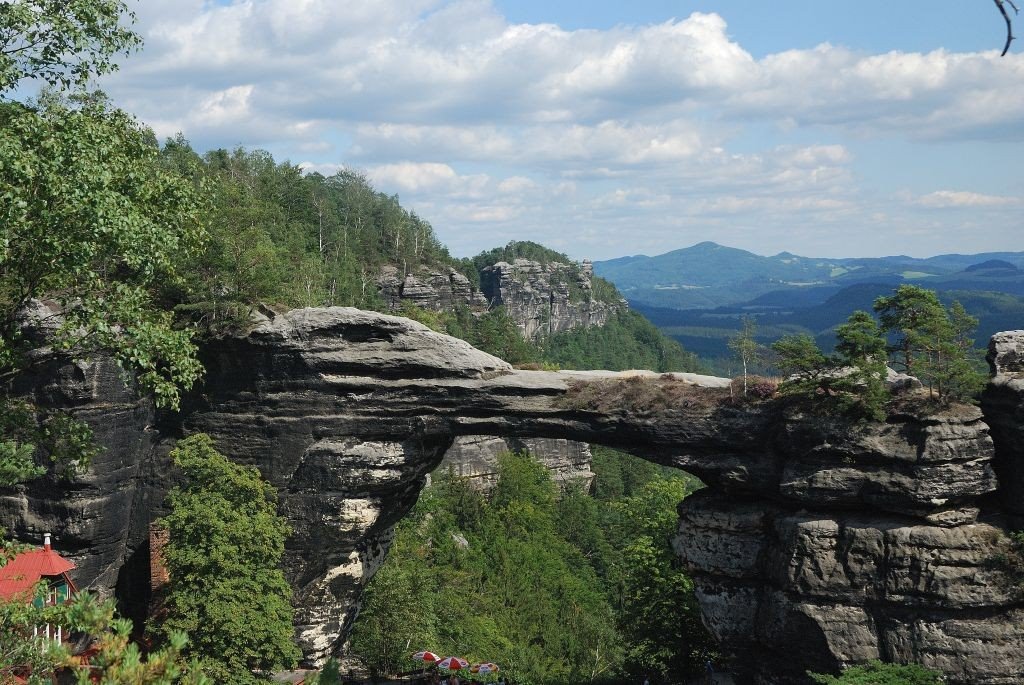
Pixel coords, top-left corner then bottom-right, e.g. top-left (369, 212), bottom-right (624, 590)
top-left (873, 286), bottom-right (985, 403)
top-left (833, 311), bottom-right (888, 420)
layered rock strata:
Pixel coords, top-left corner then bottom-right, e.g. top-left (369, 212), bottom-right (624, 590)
top-left (379, 259), bottom-right (617, 501)
top-left (438, 436), bottom-right (594, 491)
top-left (377, 265), bottom-right (487, 312)
top-left (7, 308), bottom-right (1024, 684)
top-left (983, 330), bottom-right (1024, 524)
top-left (480, 259), bottom-right (626, 340)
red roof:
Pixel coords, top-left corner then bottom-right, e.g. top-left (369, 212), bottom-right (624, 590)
top-left (0, 544), bottom-right (76, 600)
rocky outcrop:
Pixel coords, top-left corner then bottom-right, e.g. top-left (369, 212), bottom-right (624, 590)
top-left (377, 265), bottom-right (487, 312)
top-left (982, 330), bottom-right (1024, 523)
top-left (480, 259), bottom-right (626, 340)
top-left (7, 307), bottom-right (1024, 684)
top-left (438, 436), bottom-right (594, 491)
top-left (378, 259), bottom-right (614, 501)
top-left (2, 353), bottom-right (164, 621)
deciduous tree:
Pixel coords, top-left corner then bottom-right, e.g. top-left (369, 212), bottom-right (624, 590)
top-left (1, 2), bottom-right (206, 486)
top-left (153, 434), bottom-right (299, 684)
top-left (0, 0), bottom-right (141, 92)
top-left (728, 315), bottom-right (761, 395)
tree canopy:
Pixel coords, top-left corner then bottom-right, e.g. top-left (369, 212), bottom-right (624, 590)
top-left (810, 660), bottom-right (944, 685)
top-left (1, 1), bottom-right (205, 487)
top-left (0, 577), bottom-right (208, 684)
top-left (349, 450), bottom-right (714, 684)
top-left (0, 0), bottom-right (141, 92)
top-left (152, 434), bottom-right (299, 683)
top-left (873, 285), bottom-right (985, 402)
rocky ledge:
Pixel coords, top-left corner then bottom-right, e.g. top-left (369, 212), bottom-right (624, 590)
top-left (6, 309), bottom-right (1024, 684)
top-left (480, 259), bottom-right (626, 340)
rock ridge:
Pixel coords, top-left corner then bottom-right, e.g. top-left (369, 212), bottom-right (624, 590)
top-left (5, 307), bottom-right (1023, 684)
top-left (480, 259), bottom-right (626, 340)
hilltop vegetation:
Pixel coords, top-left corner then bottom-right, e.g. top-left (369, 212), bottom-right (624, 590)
top-left (162, 140), bottom-right (463, 316)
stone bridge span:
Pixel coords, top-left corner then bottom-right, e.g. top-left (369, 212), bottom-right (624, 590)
top-left (9, 307), bottom-right (1024, 684)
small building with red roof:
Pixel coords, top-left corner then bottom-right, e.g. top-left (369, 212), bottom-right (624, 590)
top-left (0, 533), bottom-right (77, 606)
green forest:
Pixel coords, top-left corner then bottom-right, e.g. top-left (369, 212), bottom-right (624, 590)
top-left (0, 3), bottom-right (706, 682)
top-left (0, 2), bottom-right (969, 684)
top-left (348, 450), bottom-right (714, 685)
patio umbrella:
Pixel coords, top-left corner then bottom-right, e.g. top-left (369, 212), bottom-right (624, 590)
top-left (472, 663), bottom-right (499, 675)
top-left (412, 651), bottom-right (442, 664)
top-left (437, 656), bottom-right (470, 671)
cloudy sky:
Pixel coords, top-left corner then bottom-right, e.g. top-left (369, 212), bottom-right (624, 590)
top-left (98, 0), bottom-right (1024, 261)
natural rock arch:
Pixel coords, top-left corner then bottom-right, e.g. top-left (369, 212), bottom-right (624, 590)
top-left (8, 307), bottom-right (1024, 683)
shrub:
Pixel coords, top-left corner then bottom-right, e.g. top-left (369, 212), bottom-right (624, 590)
top-left (729, 375), bottom-right (778, 401)
top-left (558, 376), bottom-right (728, 414)
top-left (810, 660), bottom-right (943, 684)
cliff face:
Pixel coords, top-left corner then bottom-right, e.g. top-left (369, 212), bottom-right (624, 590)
top-left (438, 436), bottom-right (594, 491)
top-left (377, 265), bottom-right (487, 312)
top-left (983, 331), bottom-right (1024, 525)
top-left (379, 258), bottom-right (617, 495)
top-left (479, 259), bottom-right (626, 340)
top-left (672, 407), bottom-right (1019, 683)
top-left (377, 258), bottom-right (628, 342)
top-left (8, 310), bottom-right (1024, 684)
top-left (2, 351), bottom-right (164, 618)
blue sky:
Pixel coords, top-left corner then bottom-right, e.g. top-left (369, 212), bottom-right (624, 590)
top-left (97, 1), bottom-right (1023, 260)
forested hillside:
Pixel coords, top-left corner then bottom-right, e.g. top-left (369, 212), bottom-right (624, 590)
top-left (349, 450), bottom-right (715, 684)
top-left (157, 140), bottom-right (700, 372)
top-left (160, 139), bottom-right (468, 316)
top-left (594, 242), bottom-right (1024, 374)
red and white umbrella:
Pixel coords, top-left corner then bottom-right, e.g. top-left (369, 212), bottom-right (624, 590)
top-left (471, 663), bottom-right (499, 675)
top-left (437, 656), bottom-right (470, 671)
top-left (412, 651), bottom-right (442, 664)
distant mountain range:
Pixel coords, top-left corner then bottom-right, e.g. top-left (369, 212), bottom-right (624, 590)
top-left (593, 242), bottom-right (1024, 374)
top-left (594, 241), bottom-right (1024, 309)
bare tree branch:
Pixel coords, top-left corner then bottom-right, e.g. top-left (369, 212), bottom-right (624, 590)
top-left (995, 0), bottom-right (1019, 56)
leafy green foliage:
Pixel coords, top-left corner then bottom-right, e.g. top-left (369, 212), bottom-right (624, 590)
top-left (0, 0), bottom-right (141, 92)
top-left (308, 659), bottom-right (342, 685)
top-left (873, 285), bottom-right (986, 402)
top-left (874, 285), bottom-right (948, 377)
top-left (168, 146), bottom-right (455, 317)
top-left (0, 94), bottom-right (205, 486)
top-left (0, 96), bottom-right (207, 409)
top-left (350, 451), bottom-right (713, 684)
top-left (459, 307), bottom-right (541, 365)
top-left (0, 3), bottom-right (204, 487)
top-left (472, 241), bottom-right (579, 273)
top-left (832, 311), bottom-right (889, 420)
top-left (773, 309), bottom-right (890, 420)
top-left (0, 399), bottom-right (101, 486)
top-left (351, 454), bottom-right (622, 684)
top-left (809, 660), bottom-right (943, 684)
top-left (153, 435), bottom-right (299, 683)
top-left (0, 586), bottom-right (208, 684)
top-left (728, 315), bottom-right (762, 395)
top-left (543, 310), bottom-right (700, 372)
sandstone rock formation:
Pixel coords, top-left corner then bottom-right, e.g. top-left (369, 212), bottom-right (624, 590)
top-left (377, 265), bottom-right (487, 312)
top-left (480, 259), bottom-right (626, 340)
top-left (438, 436), bottom-right (594, 491)
top-left (983, 330), bottom-right (1024, 523)
top-left (378, 258), bottom-right (618, 504)
top-left (6, 308), bottom-right (1024, 684)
